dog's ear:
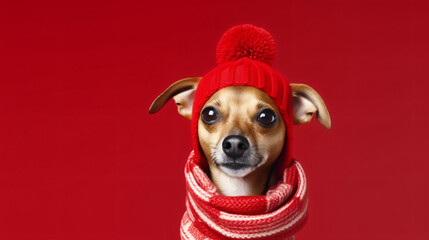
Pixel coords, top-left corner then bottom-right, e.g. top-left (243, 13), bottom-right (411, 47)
top-left (148, 77), bottom-right (201, 120)
top-left (291, 83), bottom-right (331, 129)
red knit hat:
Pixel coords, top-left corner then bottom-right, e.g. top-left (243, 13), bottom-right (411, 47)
top-left (191, 24), bottom-right (294, 177)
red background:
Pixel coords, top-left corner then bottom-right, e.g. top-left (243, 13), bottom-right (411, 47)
top-left (1, 0), bottom-right (428, 239)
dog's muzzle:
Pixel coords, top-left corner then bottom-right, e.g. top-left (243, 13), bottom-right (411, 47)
top-left (222, 135), bottom-right (249, 158)
top-left (218, 135), bottom-right (255, 170)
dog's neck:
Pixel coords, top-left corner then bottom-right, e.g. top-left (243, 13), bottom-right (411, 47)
top-left (209, 166), bottom-right (274, 196)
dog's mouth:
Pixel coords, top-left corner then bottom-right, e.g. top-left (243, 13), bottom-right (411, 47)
top-left (218, 161), bottom-right (253, 170)
top-left (215, 158), bottom-right (260, 177)
top-left (209, 137), bottom-right (267, 177)
top-left (212, 149), bottom-right (265, 177)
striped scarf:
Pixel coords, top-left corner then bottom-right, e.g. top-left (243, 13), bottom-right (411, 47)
top-left (180, 151), bottom-right (308, 240)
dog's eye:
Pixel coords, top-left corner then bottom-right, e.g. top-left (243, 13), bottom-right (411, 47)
top-left (201, 107), bottom-right (220, 125)
top-left (256, 108), bottom-right (278, 128)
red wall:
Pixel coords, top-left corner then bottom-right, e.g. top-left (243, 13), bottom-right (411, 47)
top-left (1, 0), bottom-right (428, 239)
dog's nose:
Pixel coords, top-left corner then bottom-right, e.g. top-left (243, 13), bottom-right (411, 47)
top-left (222, 135), bottom-right (249, 159)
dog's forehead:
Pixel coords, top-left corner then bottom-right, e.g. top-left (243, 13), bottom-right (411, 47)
top-left (205, 86), bottom-right (275, 107)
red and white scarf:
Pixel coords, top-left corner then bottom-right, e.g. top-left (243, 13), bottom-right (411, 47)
top-left (180, 151), bottom-right (308, 240)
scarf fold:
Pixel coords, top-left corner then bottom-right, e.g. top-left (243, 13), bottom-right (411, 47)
top-left (180, 151), bottom-right (308, 240)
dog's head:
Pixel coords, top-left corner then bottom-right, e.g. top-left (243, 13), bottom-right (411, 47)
top-left (149, 78), bottom-right (330, 179)
top-left (149, 25), bottom-right (330, 193)
top-left (197, 86), bottom-right (285, 178)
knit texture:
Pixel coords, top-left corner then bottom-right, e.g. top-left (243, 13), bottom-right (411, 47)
top-left (216, 24), bottom-right (276, 65)
top-left (180, 151), bottom-right (308, 240)
top-left (182, 24), bottom-right (307, 239)
top-left (191, 25), bottom-right (294, 177)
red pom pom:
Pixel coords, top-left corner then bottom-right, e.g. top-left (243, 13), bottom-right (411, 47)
top-left (216, 24), bottom-right (276, 65)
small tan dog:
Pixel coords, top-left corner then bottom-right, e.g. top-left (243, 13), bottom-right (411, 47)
top-left (149, 77), bottom-right (330, 196)
top-left (149, 25), bottom-right (331, 239)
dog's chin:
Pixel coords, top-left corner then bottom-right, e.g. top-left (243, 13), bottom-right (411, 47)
top-left (211, 148), bottom-right (265, 178)
top-left (215, 156), bottom-right (265, 178)
top-left (217, 163), bottom-right (256, 178)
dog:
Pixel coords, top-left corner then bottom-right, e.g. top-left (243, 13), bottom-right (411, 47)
top-left (148, 24), bottom-right (331, 239)
top-left (149, 77), bottom-right (330, 196)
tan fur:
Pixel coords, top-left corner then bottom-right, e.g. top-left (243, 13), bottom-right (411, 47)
top-left (291, 83), bottom-right (331, 129)
top-left (198, 86), bottom-right (285, 196)
top-left (149, 78), bottom-right (331, 196)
